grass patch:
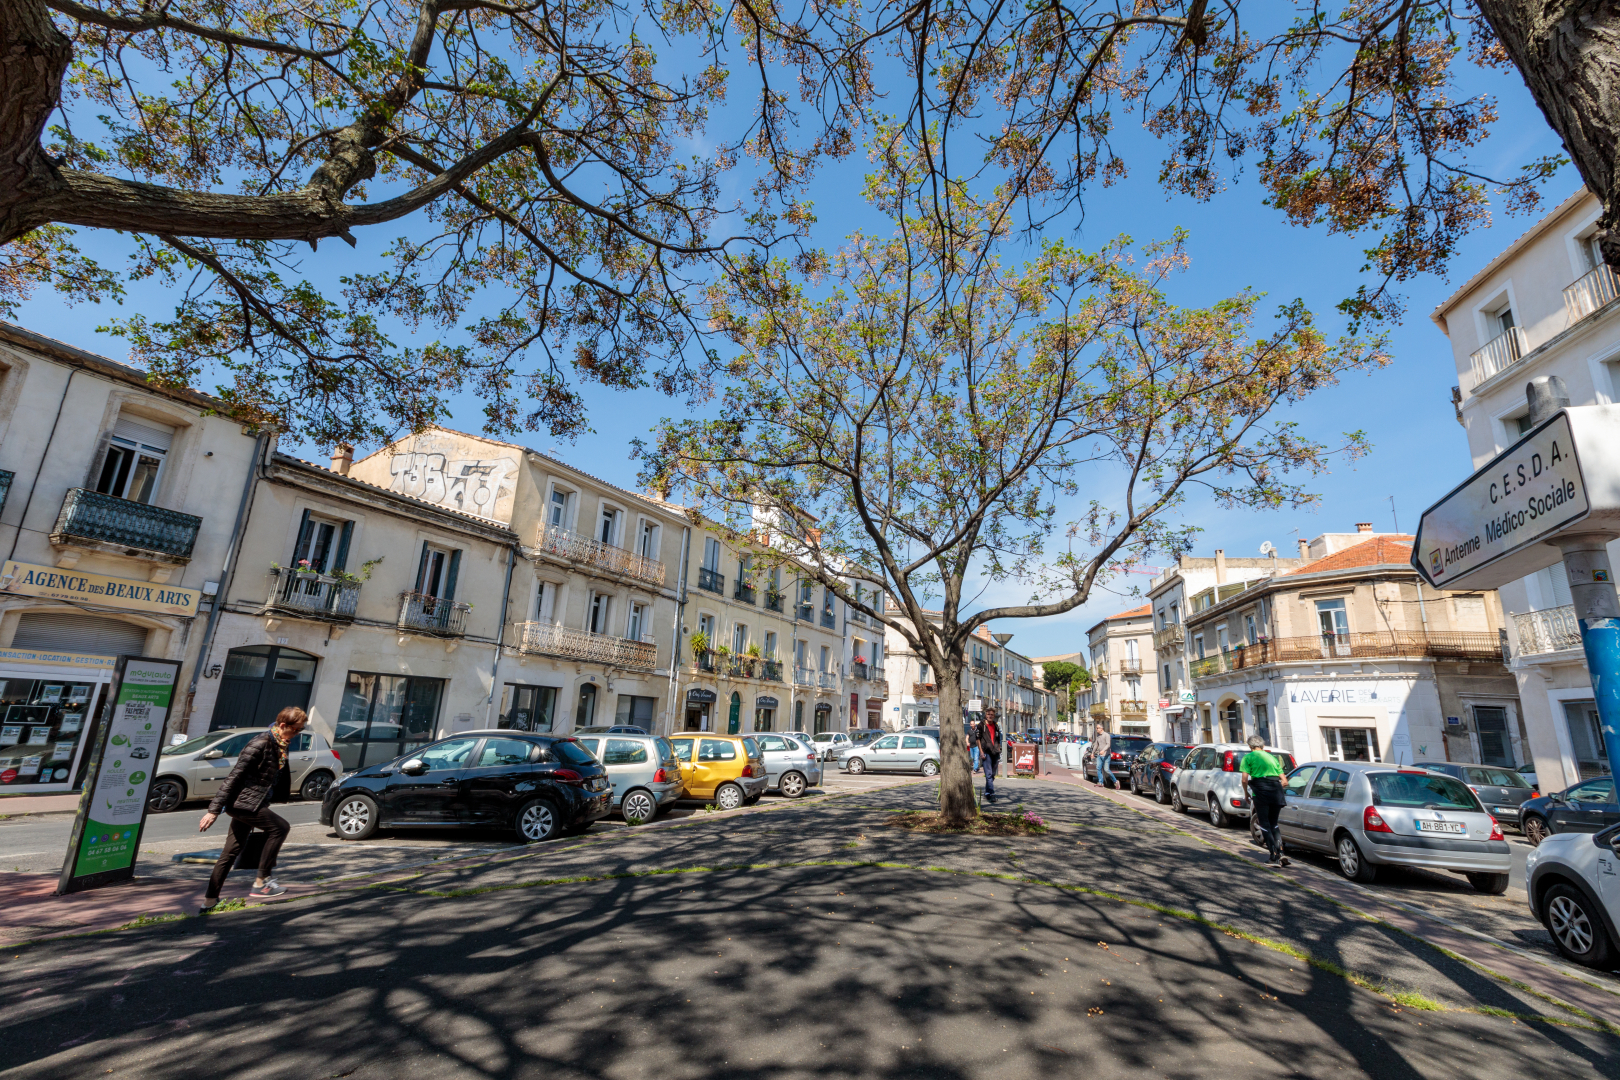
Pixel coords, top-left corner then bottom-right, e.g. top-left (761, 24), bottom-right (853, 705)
top-left (116, 912), bottom-right (188, 930)
top-left (886, 807), bottom-right (1049, 836)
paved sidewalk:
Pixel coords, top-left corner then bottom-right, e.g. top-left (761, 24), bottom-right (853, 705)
top-left (0, 795), bottom-right (82, 816)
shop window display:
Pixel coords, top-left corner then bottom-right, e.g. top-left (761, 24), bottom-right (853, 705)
top-left (0, 679), bottom-right (106, 790)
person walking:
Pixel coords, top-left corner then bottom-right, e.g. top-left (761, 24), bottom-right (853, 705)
top-left (977, 713), bottom-right (1003, 802)
top-left (968, 722), bottom-right (982, 774)
top-left (198, 706), bottom-right (307, 910)
top-left (1240, 734), bottom-right (1290, 866)
top-left (1093, 726), bottom-right (1113, 788)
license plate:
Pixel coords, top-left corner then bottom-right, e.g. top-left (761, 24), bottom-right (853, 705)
top-left (1416, 820), bottom-right (1467, 834)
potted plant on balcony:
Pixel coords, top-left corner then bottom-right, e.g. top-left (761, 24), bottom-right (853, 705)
top-left (745, 643), bottom-right (763, 658)
top-left (689, 630), bottom-right (711, 654)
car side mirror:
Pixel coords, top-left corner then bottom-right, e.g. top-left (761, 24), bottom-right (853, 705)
top-left (400, 758), bottom-right (427, 775)
top-left (202, 749), bottom-right (225, 760)
top-left (1549, 791), bottom-right (1567, 803)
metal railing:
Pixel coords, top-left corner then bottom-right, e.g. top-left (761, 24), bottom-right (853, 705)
top-left (820, 610), bottom-right (836, 629)
top-left (697, 566), bottom-right (724, 594)
top-left (1087, 704), bottom-right (1109, 719)
top-left (734, 580), bottom-right (757, 604)
top-left (1565, 264), bottom-right (1620, 324)
top-left (1514, 605), bottom-right (1582, 656)
top-left (1189, 631), bottom-right (1504, 678)
top-left (534, 522), bottom-right (664, 586)
top-left (872, 664), bottom-right (887, 683)
top-left (1469, 326), bottom-right (1527, 385)
top-left (398, 592), bottom-right (471, 636)
top-left (818, 670), bottom-right (839, 689)
top-left (760, 660), bottom-right (784, 682)
top-left (517, 620), bottom-right (656, 670)
top-left (1153, 624), bottom-right (1185, 651)
top-left (764, 590), bottom-right (784, 613)
top-left (1119, 699), bottom-right (1147, 713)
top-left (912, 681), bottom-right (937, 696)
top-left (847, 609), bottom-right (869, 627)
top-left (850, 660), bottom-right (869, 680)
top-left (695, 649), bottom-right (718, 673)
top-left (793, 666), bottom-right (818, 687)
top-left (1116, 659), bottom-right (1143, 674)
top-left (796, 602), bottom-right (814, 622)
top-left (267, 567), bottom-right (360, 620)
top-left (1015, 674), bottom-right (1035, 688)
top-left (0, 470), bottom-right (11, 516)
top-left (51, 488), bottom-right (202, 560)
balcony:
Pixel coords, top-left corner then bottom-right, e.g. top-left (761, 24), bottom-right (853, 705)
top-left (517, 620), bottom-right (656, 670)
top-left (872, 664), bottom-right (887, 683)
top-left (764, 590), bottom-right (784, 613)
top-left (851, 660), bottom-right (870, 680)
top-left (1469, 326), bottom-right (1527, 386)
top-left (1188, 631), bottom-right (1504, 680)
top-left (1015, 674), bottom-right (1034, 689)
top-left (819, 670), bottom-right (838, 689)
top-left (1116, 659), bottom-right (1143, 675)
top-left (820, 610), bottom-right (836, 629)
top-left (912, 681), bottom-right (938, 696)
top-left (1565, 264), bottom-right (1620, 324)
top-left (1514, 606), bottom-right (1582, 656)
top-left (266, 567), bottom-right (360, 622)
top-left (397, 591), bottom-right (471, 637)
top-left (1153, 624), bottom-right (1185, 651)
top-left (970, 657), bottom-right (988, 673)
top-left (848, 609), bottom-right (869, 627)
top-left (697, 567), bottom-right (725, 594)
top-left (760, 659), bottom-right (784, 682)
top-left (1119, 699), bottom-right (1148, 714)
top-left (50, 488), bottom-right (201, 563)
top-left (1087, 704), bottom-right (1109, 719)
top-left (794, 666), bottom-right (818, 687)
top-left (0, 470), bottom-right (11, 516)
top-left (534, 523), bottom-right (663, 587)
top-left (724, 654), bottom-right (756, 678)
top-left (695, 649), bottom-right (718, 673)
top-left (796, 603), bottom-right (813, 622)
top-left (734, 580), bottom-right (757, 605)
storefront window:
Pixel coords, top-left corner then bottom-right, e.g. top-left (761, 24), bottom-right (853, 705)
top-left (500, 685), bottom-right (557, 732)
top-left (1323, 727), bottom-right (1379, 762)
top-left (814, 704), bottom-right (831, 734)
top-left (0, 679), bottom-right (105, 790)
top-left (334, 672), bottom-right (444, 770)
top-left (615, 695), bottom-right (657, 728)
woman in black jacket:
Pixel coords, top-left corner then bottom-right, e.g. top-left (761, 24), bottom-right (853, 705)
top-left (198, 706), bottom-right (307, 909)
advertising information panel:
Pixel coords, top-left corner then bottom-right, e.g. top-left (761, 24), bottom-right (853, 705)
top-left (57, 656), bottom-right (180, 894)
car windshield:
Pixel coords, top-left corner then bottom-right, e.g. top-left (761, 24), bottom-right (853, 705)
top-left (1369, 772), bottom-right (1481, 811)
top-left (1465, 766), bottom-right (1530, 788)
top-left (163, 732), bottom-right (232, 756)
top-left (551, 739), bottom-right (597, 766)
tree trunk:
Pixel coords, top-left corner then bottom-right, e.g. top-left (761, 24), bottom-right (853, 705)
top-left (0, 0), bottom-right (71, 245)
top-left (935, 659), bottom-right (977, 826)
top-left (1476, 1), bottom-right (1620, 263)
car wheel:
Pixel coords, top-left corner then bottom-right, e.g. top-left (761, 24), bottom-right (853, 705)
top-left (715, 783), bottom-right (745, 811)
top-left (1170, 786), bottom-right (1187, 814)
top-left (622, 788), bottom-right (658, 821)
top-left (515, 798), bottom-right (561, 843)
top-left (1207, 797), bottom-right (1231, 829)
top-left (920, 759), bottom-right (940, 777)
top-left (1130, 772), bottom-right (1142, 796)
top-left (1466, 872), bottom-right (1510, 895)
top-left (1523, 814), bottom-right (1550, 846)
top-left (1249, 813), bottom-right (1265, 847)
top-left (1336, 833), bottom-right (1378, 883)
top-left (847, 757), bottom-right (867, 775)
top-left (334, 793), bottom-right (379, 841)
top-left (299, 770), bottom-right (334, 802)
top-left (1156, 778), bottom-right (1171, 806)
top-left (779, 771), bottom-right (808, 797)
top-left (145, 777), bottom-right (186, 813)
top-left (1544, 883), bottom-right (1616, 968)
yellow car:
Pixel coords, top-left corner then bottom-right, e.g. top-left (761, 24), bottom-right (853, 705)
top-left (667, 734), bottom-right (768, 809)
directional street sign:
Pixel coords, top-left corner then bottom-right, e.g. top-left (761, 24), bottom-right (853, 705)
top-left (1411, 405), bottom-right (1620, 591)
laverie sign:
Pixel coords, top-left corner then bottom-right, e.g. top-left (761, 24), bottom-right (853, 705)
top-left (1413, 406), bottom-right (1620, 591)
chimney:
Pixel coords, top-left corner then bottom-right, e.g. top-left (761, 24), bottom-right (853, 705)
top-left (1356, 522), bottom-right (1374, 533)
top-left (1214, 549), bottom-right (1227, 584)
top-left (331, 444), bottom-right (354, 476)
top-left (1297, 538), bottom-right (1310, 559)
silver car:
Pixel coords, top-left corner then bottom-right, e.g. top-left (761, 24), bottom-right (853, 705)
top-left (809, 731), bottom-right (852, 761)
top-left (840, 732), bottom-right (941, 775)
top-left (573, 734), bottom-right (684, 821)
top-left (754, 732), bottom-right (822, 797)
top-left (147, 727), bottom-right (343, 812)
top-left (1278, 761), bottom-right (1512, 893)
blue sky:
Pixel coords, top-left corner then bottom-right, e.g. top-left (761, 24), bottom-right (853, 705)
top-left (9, 45), bottom-right (1581, 661)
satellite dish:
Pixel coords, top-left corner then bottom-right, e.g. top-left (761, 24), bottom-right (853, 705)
top-left (1259, 541), bottom-right (1276, 556)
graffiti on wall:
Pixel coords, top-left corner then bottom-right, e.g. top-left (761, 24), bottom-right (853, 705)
top-left (388, 451), bottom-right (517, 521)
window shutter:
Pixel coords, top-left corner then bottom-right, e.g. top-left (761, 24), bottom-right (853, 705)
top-left (293, 509), bottom-right (313, 564)
top-left (415, 541), bottom-right (430, 594)
top-left (333, 520), bottom-right (353, 572)
top-left (444, 549), bottom-right (461, 601)
top-left (111, 416), bottom-right (175, 451)
top-left (12, 613), bottom-right (149, 657)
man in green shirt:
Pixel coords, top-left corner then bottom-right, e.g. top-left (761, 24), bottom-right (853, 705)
top-left (1240, 735), bottom-right (1290, 866)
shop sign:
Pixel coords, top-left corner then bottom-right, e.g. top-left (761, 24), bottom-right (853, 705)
top-left (58, 655), bottom-right (180, 893)
top-left (0, 647), bottom-right (116, 671)
top-left (1179, 690), bottom-right (1196, 704)
top-left (755, 695), bottom-right (779, 707)
top-left (686, 688), bottom-right (717, 704)
top-left (2, 561), bottom-right (201, 617)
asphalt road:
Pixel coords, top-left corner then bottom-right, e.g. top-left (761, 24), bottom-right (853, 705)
top-left (0, 777), bottom-right (1615, 1080)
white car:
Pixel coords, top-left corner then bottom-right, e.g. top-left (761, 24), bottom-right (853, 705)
top-left (1526, 822), bottom-right (1620, 968)
top-left (1169, 743), bottom-right (1298, 828)
top-left (839, 732), bottom-right (941, 776)
top-left (809, 731), bottom-right (852, 761)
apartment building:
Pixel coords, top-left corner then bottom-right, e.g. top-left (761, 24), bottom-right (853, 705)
top-left (1184, 529), bottom-right (1517, 765)
top-left (1075, 606), bottom-right (1157, 738)
top-left (1032, 652), bottom-right (1085, 732)
top-left (0, 322), bottom-right (261, 792)
top-left (884, 613), bottom-right (1061, 732)
top-left (1431, 188), bottom-right (1620, 787)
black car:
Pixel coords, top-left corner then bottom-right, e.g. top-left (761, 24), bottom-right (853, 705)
top-left (1127, 742), bottom-right (1194, 803)
top-left (1518, 776), bottom-right (1619, 846)
top-left (1082, 735), bottom-right (1153, 785)
top-left (320, 730), bottom-right (612, 843)
top-left (1413, 761), bottom-right (1537, 830)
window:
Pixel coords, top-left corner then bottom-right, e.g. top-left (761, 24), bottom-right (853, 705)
top-left (919, 662), bottom-right (929, 682)
top-left (94, 416), bottom-right (174, 505)
top-left (588, 592), bottom-right (611, 634)
top-left (416, 544), bottom-right (459, 599)
top-left (1322, 727), bottom-right (1379, 762)
top-left (639, 521), bottom-right (659, 559)
top-left (794, 700), bottom-right (805, 731)
top-left (1567, 778), bottom-right (1617, 805)
top-left (603, 738), bottom-right (649, 765)
top-left (549, 489), bottom-right (570, 529)
top-left (1369, 773), bottom-right (1479, 811)
top-left (873, 735), bottom-right (899, 749)
top-left (418, 738), bottom-right (479, 771)
top-left (1534, 564), bottom-right (1574, 610)
top-left (536, 581), bottom-right (557, 623)
top-left (1562, 701), bottom-right (1609, 778)
top-left (293, 513), bottom-right (348, 574)
top-left (733, 623), bottom-right (748, 652)
top-left (1494, 304), bottom-right (1516, 335)
top-left (627, 601), bottom-right (648, 642)
top-left (599, 506), bottom-right (619, 545)
top-left (754, 703), bottom-right (775, 731)
top-left (475, 738), bottom-right (534, 767)
top-left (576, 683), bottom-right (598, 726)
top-left (1308, 767), bottom-right (1349, 800)
top-left (1315, 598), bottom-right (1349, 652)
top-left (763, 631), bottom-right (777, 658)
top-left (1193, 634), bottom-right (1205, 659)
top-left (819, 645), bottom-right (830, 672)
top-left (797, 580), bottom-right (814, 620)
top-left (1216, 625), bottom-right (1229, 653)
top-left (1283, 767), bottom-right (1316, 799)
top-left (1254, 702), bottom-right (1270, 744)
top-left (698, 738), bottom-right (736, 762)
top-left (500, 684), bottom-right (557, 732)
top-left (334, 672), bottom-right (445, 770)
top-left (1244, 614), bottom-right (1257, 645)
top-left (703, 537), bottom-right (721, 571)
top-left (901, 735), bottom-right (926, 749)
top-left (614, 694), bottom-right (657, 727)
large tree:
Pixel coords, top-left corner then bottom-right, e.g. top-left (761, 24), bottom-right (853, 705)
top-left (639, 168), bottom-right (1387, 824)
top-left (0, 0), bottom-right (1606, 441)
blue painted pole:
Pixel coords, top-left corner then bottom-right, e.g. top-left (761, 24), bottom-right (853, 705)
top-left (1558, 536), bottom-right (1620, 778)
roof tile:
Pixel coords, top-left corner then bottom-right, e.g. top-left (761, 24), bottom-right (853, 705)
top-left (1287, 536), bottom-right (1414, 576)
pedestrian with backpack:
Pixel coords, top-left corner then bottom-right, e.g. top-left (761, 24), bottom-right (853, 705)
top-left (977, 712), bottom-right (1004, 802)
top-left (198, 706), bottom-right (306, 910)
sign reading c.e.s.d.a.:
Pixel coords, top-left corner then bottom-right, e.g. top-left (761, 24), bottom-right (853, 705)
top-left (1412, 406), bottom-right (1620, 591)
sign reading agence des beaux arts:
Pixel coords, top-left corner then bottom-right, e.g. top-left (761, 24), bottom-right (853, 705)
top-left (1413, 406), bottom-right (1620, 592)
top-left (1, 561), bottom-right (201, 618)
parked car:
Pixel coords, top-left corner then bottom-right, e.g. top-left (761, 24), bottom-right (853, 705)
top-left (1128, 743), bottom-right (1194, 804)
top-left (320, 731), bottom-right (612, 842)
top-left (1525, 822), bottom-right (1620, 968)
top-left (1413, 762), bottom-right (1537, 830)
top-left (840, 731), bottom-right (942, 775)
top-left (1518, 762), bottom-right (1539, 790)
top-left (1169, 743), bottom-right (1297, 827)
top-left (809, 731), bottom-right (852, 761)
top-left (667, 733), bottom-right (768, 809)
top-left (1274, 762), bottom-right (1512, 892)
top-left (755, 732), bottom-right (823, 797)
top-left (575, 725), bottom-right (649, 735)
top-left (1082, 735), bottom-right (1154, 786)
top-left (573, 734), bottom-right (683, 821)
top-left (1519, 777), bottom-right (1620, 846)
top-left (147, 727), bottom-right (343, 812)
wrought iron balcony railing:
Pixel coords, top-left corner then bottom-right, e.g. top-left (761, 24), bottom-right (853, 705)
top-left (51, 488), bottom-right (202, 561)
top-left (1087, 704), bottom-right (1110, 719)
top-left (820, 610), bottom-right (836, 629)
top-left (267, 567), bottom-right (360, 621)
top-left (1116, 659), bottom-right (1144, 674)
top-left (793, 666), bottom-right (817, 687)
top-left (534, 522), bottom-right (664, 586)
top-left (698, 567), bottom-right (724, 594)
top-left (872, 664), bottom-right (887, 683)
top-left (733, 580), bottom-right (757, 604)
top-left (1469, 326), bottom-right (1527, 386)
top-left (850, 660), bottom-right (870, 680)
top-left (1565, 264), bottom-right (1620, 324)
top-left (819, 670), bottom-right (839, 689)
top-left (398, 592), bottom-right (471, 636)
top-left (1153, 624), bottom-right (1185, 651)
top-left (1189, 631), bottom-right (1504, 679)
top-left (760, 660), bottom-right (784, 682)
top-left (694, 649), bottom-right (718, 673)
top-left (1514, 606), bottom-right (1582, 656)
top-left (764, 590), bottom-right (784, 613)
top-left (518, 620), bottom-right (656, 670)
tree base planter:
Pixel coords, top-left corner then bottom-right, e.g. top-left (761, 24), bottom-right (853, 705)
top-left (885, 809), bottom-right (1048, 836)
